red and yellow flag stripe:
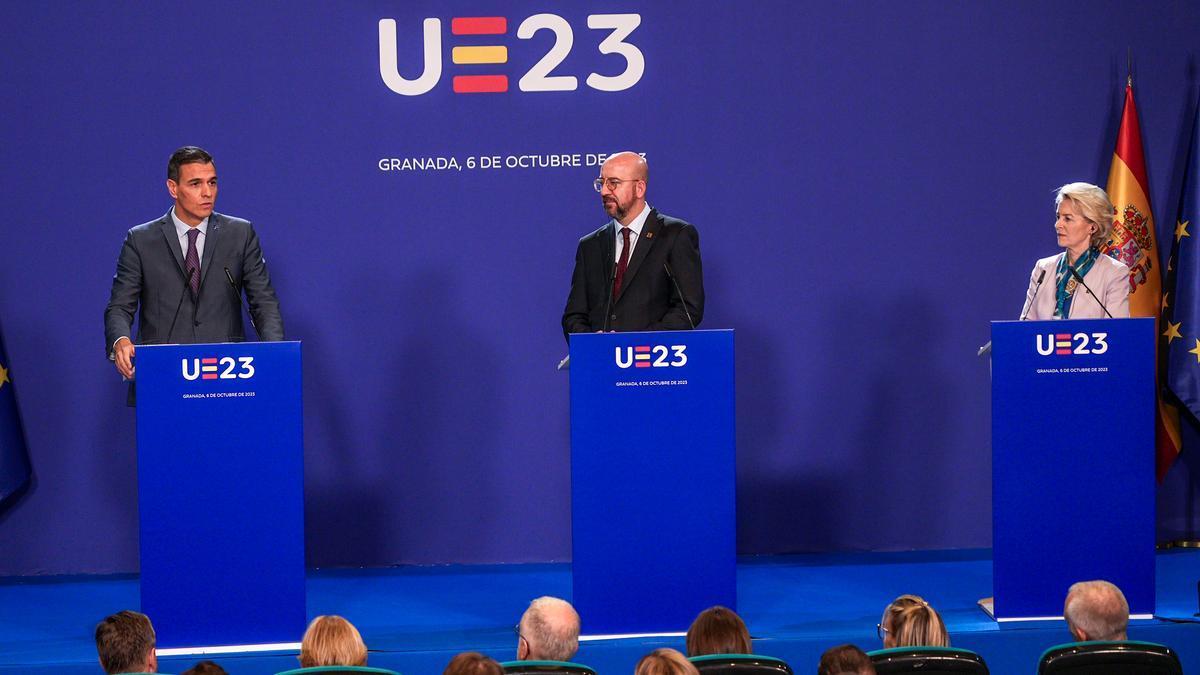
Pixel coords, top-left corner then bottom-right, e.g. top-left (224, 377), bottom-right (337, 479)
top-left (1102, 82), bottom-right (1181, 480)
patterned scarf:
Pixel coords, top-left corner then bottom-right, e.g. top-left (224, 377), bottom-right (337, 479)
top-left (1053, 248), bottom-right (1099, 318)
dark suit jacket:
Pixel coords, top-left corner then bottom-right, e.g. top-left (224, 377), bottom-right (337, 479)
top-left (562, 208), bottom-right (703, 338)
top-left (104, 209), bottom-right (285, 357)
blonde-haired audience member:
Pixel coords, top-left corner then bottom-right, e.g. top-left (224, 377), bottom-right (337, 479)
top-left (635, 648), bottom-right (700, 675)
top-left (299, 615), bottom-right (368, 668)
top-left (878, 594), bottom-right (949, 648)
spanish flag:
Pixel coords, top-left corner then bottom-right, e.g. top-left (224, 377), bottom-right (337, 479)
top-left (1100, 80), bottom-right (1181, 481)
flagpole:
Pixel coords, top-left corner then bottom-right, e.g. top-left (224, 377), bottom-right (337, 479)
top-left (1127, 46), bottom-right (1132, 88)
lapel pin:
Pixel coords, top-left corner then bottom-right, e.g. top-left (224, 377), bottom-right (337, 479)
top-left (645, 232), bottom-right (654, 239)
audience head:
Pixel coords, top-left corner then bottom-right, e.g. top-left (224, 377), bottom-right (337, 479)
top-left (95, 610), bottom-right (157, 674)
top-left (181, 660), bottom-right (228, 675)
top-left (686, 605), bottom-right (752, 656)
top-left (517, 596), bottom-right (580, 661)
top-left (818, 644), bottom-right (876, 675)
top-left (1064, 580), bottom-right (1129, 641)
top-left (444, 651), bottom-right (505, 675)
top-left (878, 594), bottom-right (949, 648)
top-left (635, 648), bottom-right (700, 675)
top-left (299, 615), bottom-right (368, 667)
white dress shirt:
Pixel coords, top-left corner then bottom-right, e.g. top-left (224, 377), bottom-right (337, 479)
top-left (171, 208), bottom-right (210, 264)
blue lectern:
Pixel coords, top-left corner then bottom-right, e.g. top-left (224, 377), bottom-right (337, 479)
top-left (135, 341), bottom-right (305, 647)
top-left (569, 329), bottom-right (735, 634)
top-left (991, 318), bottom-right (1154, 620)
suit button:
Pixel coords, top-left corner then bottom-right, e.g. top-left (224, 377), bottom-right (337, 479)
top-left (610, 314), bottom-right (617, 321)
top-left (194, 320), bottom-right (201, 326)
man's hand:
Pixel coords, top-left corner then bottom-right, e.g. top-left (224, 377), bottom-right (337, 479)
top-left (113, 337), bottom-right (135, 379)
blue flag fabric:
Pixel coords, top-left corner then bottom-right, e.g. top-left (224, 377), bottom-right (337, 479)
top-left (0, 330), bottom-right (31, 508)
top-left (1166, 104), bottom-right (1200, 420)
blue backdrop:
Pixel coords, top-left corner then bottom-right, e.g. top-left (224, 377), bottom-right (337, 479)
top-left (1, 1), bottom-right (1199, 575)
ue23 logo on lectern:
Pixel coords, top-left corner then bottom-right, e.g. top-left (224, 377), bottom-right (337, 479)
top-left (615, 345), bottom-right (687, 369)
top-left (1035, 333), bottom-right (1108, 356)
top-left (182, 356), bottom-right (255, 381)
top-left (378, 13), bottom-right (644, 95)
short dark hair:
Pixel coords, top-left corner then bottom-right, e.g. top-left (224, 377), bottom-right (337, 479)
top-left (444, 651), bottom-right (504, 675)
top-left (167, 146), bottom-right (214, 182)
top-left (818, 644), bottom-right (875, 675)
top-left (686, 606), bottom-right (752, 656)
top-left (95, 610), bottom-right (156, 674)
top-left (182, 660), bottom-right (229, 675)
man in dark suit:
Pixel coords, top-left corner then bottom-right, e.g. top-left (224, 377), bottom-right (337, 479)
top-left (562, 152), bottom-right (703, 338)
top-left (104, 146), bottom-right (284, 381)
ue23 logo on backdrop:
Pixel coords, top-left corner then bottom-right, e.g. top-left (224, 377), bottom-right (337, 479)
top-left (378, 13), bottom-right (644, 95)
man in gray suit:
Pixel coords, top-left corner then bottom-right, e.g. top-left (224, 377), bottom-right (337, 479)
top-left (104, 146), bottom-right (284, 382)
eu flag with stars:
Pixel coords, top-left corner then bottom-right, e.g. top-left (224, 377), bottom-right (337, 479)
top-left (0, 329), bottom-right (31, 509)
top-left (1165, 102), bottom-right (1200, 424)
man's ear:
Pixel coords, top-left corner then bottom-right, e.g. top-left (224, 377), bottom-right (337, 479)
top-left (166, 179), bottom-right (178, 199)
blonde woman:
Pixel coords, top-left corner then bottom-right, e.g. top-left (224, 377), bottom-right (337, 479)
top-left (635, 648), bottom-right (700, 675)
top-left (299, 615), bottom-right (368, 668)
top-left (877, 595), bottom-right (949, 648)
top-left (1021, 182), bottom-right (1130, 320)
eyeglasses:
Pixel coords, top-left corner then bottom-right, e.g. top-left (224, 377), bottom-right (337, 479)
top-left (514, 623), bottom-right (527, 643)
top-left (593, 177), bottom-right (641, 192)
top-left (876, 623), bottom-right (889, 640)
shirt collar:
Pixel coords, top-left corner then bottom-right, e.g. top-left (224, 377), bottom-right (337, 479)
top-left (615, 203), bottom-right (652, 236)
top-left (171, 207), bottom-right (209, 239)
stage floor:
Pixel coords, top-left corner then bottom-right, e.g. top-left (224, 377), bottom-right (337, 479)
top-left (1, 549), bottom-right (1197, 675)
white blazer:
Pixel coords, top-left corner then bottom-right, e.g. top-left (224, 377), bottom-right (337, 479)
top-left (1021, 252), bottom-right (1131, 320)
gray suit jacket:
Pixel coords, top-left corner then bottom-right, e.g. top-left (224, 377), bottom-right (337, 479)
top-left (1022, 252), bottom-right (1130, 320)
top-left (104, 209), bottom-right (284, 357)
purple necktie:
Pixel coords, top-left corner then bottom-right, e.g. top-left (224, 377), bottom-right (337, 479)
top-left (185, 228), bottom-right (200, 296)
top-left (613, 227), bottom-right (631, 300)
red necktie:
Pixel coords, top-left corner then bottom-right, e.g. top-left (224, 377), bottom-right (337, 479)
top-left (613, 227), bottom-right (631, 300)
top-left (185, 229), bottom-right (201, 296)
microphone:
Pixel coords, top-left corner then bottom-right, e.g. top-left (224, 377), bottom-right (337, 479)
top-left (224, 267), bottom-right (259, 335)
top-left (166, 265), bottom-right (196, 341)
top-left (600, 263), bottom-right (618, 332)
top-left (1019, 269), bottom-right (1048, 321)
top-left (982, 267), bottom-right (1049, 357)
top-left (1068, 265), bottom-right (1113, 318)
top-left (663, 262), bottom-right (696, 329)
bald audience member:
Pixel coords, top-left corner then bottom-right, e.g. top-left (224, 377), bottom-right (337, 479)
top-left (95, 610), bottom-right (158, 674)
top-left (517, 596), bottom-right (581, 662)
top-left (1064, 580), bottom-right (1129, 641)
